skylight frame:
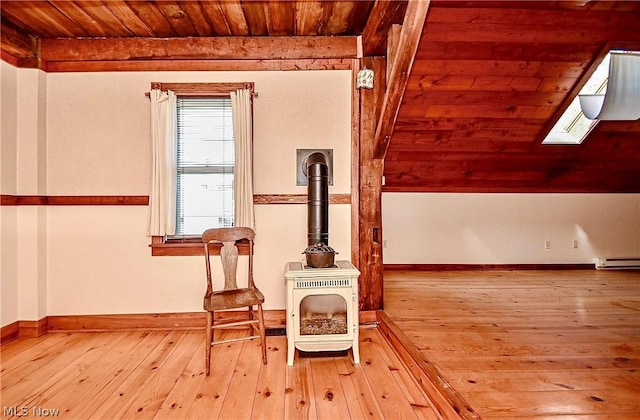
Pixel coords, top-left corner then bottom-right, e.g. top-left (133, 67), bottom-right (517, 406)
top-left (541, 52), bottom-right (613, 145)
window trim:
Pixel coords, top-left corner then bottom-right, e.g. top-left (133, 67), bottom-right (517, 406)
top-left (539, 41), bottom-right (640, 145)
top-left (149, 82), bottom-right (254, 256)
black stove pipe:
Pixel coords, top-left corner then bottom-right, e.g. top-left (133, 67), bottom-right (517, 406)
top-left (306, 152), bottom-right (329, 246)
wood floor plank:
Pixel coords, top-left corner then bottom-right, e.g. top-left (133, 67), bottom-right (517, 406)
top-left (217, 337), bottom-right (263, 419)
top-left (251, 336), bottom-right (287, 420)
top-left (359, 328), bottom-right (420, 419)
top-left (284, 354), bottom-right (318, 420)
top-left (335, 353), bottom-right (386, 420)
top-left (384, 269), bottom-right (640, 419)
top-left (1, 333), bottom-right (109, 402)
top-left (1, 325), bottom-right (444, 419)
top-left (370, 328), bottom-right (440, 419)
top-left (88, 330), bottom-right (188, 419)
top-left (309, 356), bottom-right (351, 419)
top-left (183, 329), bottom-right (245, 419)
top-left (126, 330), bottom-right (203, 418)
top-left (0, 333), bottom-right (70, 374)
top-left (36, 331), bottom-right (159, 419)
top-left (153, 335), bottom-right (208, 419)
top-left (450, 369), bottom-right (640, 393)
top-left (7, 332), bottom-right (127, 411)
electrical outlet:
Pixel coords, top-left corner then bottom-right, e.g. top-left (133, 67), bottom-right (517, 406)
top-left (572, 239), bottom-right (578, 249)
top-left (545, 240), bottom-right (551, 250)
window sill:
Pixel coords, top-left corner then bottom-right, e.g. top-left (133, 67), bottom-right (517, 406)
top-left (150, 236), bottom-right (249, 256)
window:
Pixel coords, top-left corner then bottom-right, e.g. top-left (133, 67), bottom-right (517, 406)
top-left (542, 52), bottom-right (611, 145)
top-left (149, 82), bottom-right (254, 256)
top-left (176, 97), bottom-right (234, 235)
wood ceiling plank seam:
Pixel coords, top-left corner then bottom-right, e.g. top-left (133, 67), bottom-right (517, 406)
top-left (155, 1), bottom-right (199, 37)
top-left (125, 1), bottom-right (178, 37)
top-left (1, 1), bottom-right (80, 38)
top-left (178, 1), bottom-right (215, 36)
top-left (198, 0), bottom-right (233, 35)
top-left (407, 74), bottom-right (573, 93)
top-left (403, 91), bottom-right (567, 107)
top-left (401, 104), bottom-right (555, 120)
top-left (415, 41), bottom-right (597, 62)
top-left (46, 1), bottom-right (111, 37)
top-left (410, 59), bottom-right (587, 78)
top-left (394, 117), bottom-right (549, 130)
top-left (344, 1), bottom-right (376, 35)
top-left (219, 0), bottom-right (250, 36)
top-left (100, 0), bottom-right (155, 37)
top-left (324, 1), bottom-right (353, 35)
top-left (426, 6), bottom-right (640, 28)
top-left (238, 1), bottom-right (267, 36)
top-left (264, 1), bottom-right (295, 36)
top-left (294, 1), bottom-right (324, 36)
top-left (422, 21), bottom-right (640, 44)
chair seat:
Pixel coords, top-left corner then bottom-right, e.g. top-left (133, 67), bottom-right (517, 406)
top-left (204, 288), bottom-right (265, 311)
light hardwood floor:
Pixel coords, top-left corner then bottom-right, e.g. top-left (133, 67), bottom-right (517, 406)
top-left (383, 269), bottom-right (640, 419)
top-left (1, 326), bottom-right (441, 419)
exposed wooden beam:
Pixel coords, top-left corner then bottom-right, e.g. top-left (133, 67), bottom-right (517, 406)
top-left (39, 36), bottom-right (358, 62)
top-left (42, 58), bottom-right (353, 73)
top-left (386, 24), bottom-right (402, 82)
top-left (360, 0), bottom-right (406, 56)
top-left (373, 0), bottom-right (429, 159)
top-left (357, 56), bottom-right (386, 311)
top-left (0, 20), bottom-right (39, 68)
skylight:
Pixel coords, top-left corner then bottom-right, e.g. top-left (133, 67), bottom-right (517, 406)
top-left (542, 53), bottom-right (612, 145)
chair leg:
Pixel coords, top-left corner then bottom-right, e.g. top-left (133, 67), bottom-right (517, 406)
top-left (257, 304), bottom-right (267, 364)
top-left (205, 311), bottom-right (213, 376)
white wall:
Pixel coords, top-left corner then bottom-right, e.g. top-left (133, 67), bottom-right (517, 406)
top-left (42, 70), bottom-right (352, 316)
top-left (1, 60), bottom-right (19, 326)
top-left (382, 193), bottom-right (640, 264)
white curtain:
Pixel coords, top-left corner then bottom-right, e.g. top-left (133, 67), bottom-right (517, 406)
top-left (147, 89), bottom-right (177, 236)
top-left (230, 89), bottom-right (255, 230)
top-left (580, 52), bottom-right (640, 121)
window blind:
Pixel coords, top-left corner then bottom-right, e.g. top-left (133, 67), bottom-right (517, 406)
top-left (176, 97), bottom-right (234, 235)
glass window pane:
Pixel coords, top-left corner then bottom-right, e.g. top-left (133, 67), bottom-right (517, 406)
top-left (175, 96), bottom-right (235, 235)
top-left (178, 173), bottom-right (234, 235)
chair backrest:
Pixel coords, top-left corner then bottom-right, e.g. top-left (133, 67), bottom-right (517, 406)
top-left (202, 227), bottom-right (256, 294)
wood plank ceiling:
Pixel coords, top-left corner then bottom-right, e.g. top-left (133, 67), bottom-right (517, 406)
top-left (386, 1), bottom-right (640, 193)
top-left (1, 1), bottom-right (639, 193)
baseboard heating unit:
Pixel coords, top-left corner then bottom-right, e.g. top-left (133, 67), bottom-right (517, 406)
top-left (594, 258), bottom-right (640, 270)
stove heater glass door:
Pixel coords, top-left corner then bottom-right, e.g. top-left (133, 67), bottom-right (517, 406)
top-left (299, 294), bottom-right (347, 335)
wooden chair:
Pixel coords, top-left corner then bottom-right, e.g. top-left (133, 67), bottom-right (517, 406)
top-left (202, 227), bottom-right (267, 376)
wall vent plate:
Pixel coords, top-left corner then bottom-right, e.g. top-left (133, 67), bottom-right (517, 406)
top-left (296, 149), bottom-right (334, 186)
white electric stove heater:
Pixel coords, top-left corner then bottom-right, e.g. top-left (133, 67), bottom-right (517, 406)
top-left (284, 260), bottom-right (361, 366)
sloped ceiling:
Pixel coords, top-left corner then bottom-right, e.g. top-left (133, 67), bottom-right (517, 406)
top-left (1, 1), bottom-right (639, 193)
top-left (385, 1), bottom-right (640, 192)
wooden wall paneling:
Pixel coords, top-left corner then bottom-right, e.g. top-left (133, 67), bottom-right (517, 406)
top-left (357, 56), bottom-right (386, 311)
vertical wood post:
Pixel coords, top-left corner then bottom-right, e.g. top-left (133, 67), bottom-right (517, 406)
top-left (356, 56), bottom-right (386, 310)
